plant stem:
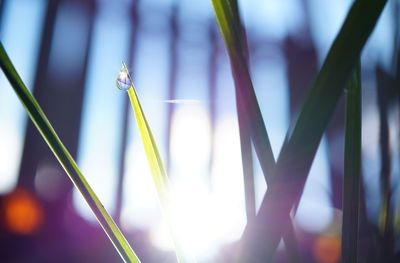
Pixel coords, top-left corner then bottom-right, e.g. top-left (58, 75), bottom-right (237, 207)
top-left (341, 63), bottom-right (361, 263)
top-left (212, 0), bottom-right (300, 260)
top-left (228, 0), bottom-right (256, 222)
top-left (237, 0), bottom-right (386, 261)
top-left (124, 68), bottom-right (187, 262)
top-left (0, 42), bottom-right (140, 263)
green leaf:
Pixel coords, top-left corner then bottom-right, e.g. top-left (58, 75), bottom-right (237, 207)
top-left (341, 63), bottom-right (361, 263)
top-left (120, 63), bottom-right (187, 263)
top-left (212, 0), bottom-right (300, 261)
top-left (228, 0), bottom-right (256, 221)
top-left (0, 42), bottom-right (141, 263)
top-left (237, 0), bottom-right (387, 261)
top-left (211, 0), bottom-right (275, 179)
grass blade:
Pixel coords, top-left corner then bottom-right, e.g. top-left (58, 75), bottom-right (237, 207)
top-left (237, 0), bottom-right (387, 261)
top-left (228, 0), bottom-right (256, 221)
top-left (212, 0), bottom-right (300, 260)
top-left (0, 42), bottom-right (141, 263)
top-left (237, 102), bottom-right (256, 220)
top-left (118, 63), bottom-right (186, 263)
top-left (341, 63), bottom-right (361, 263)
top-left (211, 0), bottom-right (275, 181)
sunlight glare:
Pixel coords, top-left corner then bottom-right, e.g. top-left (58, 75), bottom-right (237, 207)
top-left (152, 113), bottom-right (246, 260)
top-left (170, 104), bottom-right (211, 174)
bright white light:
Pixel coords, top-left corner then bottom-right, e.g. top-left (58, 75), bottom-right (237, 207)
top-left (170, 104), bottom-right (211, 175)
top-left (120, 141), bottom-right (161, 230)
top-left (151, 113), bottom-right (246, 260)
top-left (0, 125), bottom-right (21, 193)
top-left (169, 184), bottom-right (219, 260)
top-left (211, 116), bottom-right (247, 243)
top-left (151, 184), bottom-right (246, 260)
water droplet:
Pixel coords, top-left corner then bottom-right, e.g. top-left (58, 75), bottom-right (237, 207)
top-left (116, 63), bottom-right (132, 91)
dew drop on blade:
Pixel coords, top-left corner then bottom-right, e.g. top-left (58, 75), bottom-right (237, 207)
top-left (116, 63), bottom-right (132, 91)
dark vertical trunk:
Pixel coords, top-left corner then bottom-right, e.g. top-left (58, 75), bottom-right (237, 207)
top-left (0, 0), bottom-right (5, 33)
top-left (18, 0), bottom-right (95, 200)
top-left (18, 0), bottom-right (60, 190)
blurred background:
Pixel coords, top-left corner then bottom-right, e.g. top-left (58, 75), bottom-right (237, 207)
top-left (0, 0), bottom-right (399, 262)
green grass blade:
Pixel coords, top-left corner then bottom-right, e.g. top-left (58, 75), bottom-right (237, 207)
top-left (120, 64), bottom-right (186, 263)
top-left (228, 0), bottom-right (256, 221)
top-left (237, 0), bottom-right (387, 261)
top-left (237, 105), bottom-right (256, 220)
top-left (211, 0), bottom-right (275, 179)
top-left (0, 42), bottom-right (141, 263)
top-left (341, 63), bottom-right (361, 263)
top-left (212, 0), bottom-right (300, 260)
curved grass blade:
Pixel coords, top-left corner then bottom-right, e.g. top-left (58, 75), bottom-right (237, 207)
top-left (237, 0), bottom-right (387, 261)
top-left (341, 63), bottom-right (361, 263)
top-left (119, 63), bottom-right (186, 263)
top-left (0, 43), bottom-right (141, 263)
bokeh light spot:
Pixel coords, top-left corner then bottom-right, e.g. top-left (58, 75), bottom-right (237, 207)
top-left (312, 235), bottom-right (341, 263)
top-left (3, 188), bottom-right (44, 235)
